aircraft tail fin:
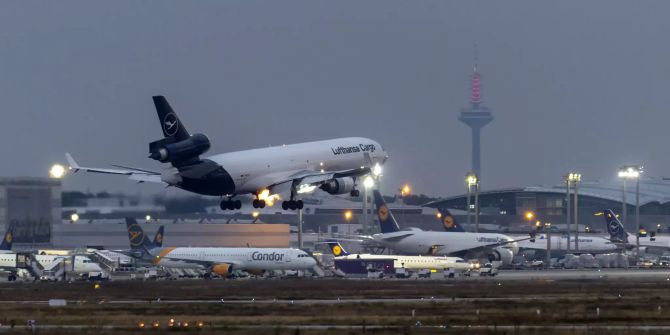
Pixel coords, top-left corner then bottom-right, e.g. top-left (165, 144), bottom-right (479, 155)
top-left (373, 190), bottom-right (400, 233)
top-left (603, 209), bottom-right (628, 243)
top-left (152, 96), bottom-right (190, 141)
top-left (126, 218), bottom-right (155, 252)
top-left (0, 225), bottom-right (13, 251)
top-left (437, 208), bottom-right (465, 232)
top-left (153, 226), bottom-right (165, 248)
top-left (325, 240), bottom-right (349, 257)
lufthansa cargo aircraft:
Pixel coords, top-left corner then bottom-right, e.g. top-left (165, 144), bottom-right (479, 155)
top-left (325, 240), bottom-right (472, 272)
top-left (369, 191), bottom-right (520, 265)
top-left (67, 96), bottom-right (388, 211)
top-left (125, 219), bottom-right (317, 277)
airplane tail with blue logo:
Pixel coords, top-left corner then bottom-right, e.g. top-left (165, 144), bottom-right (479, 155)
top-left (373, 190), bottom-right (400, 233)
top-left (437, 208), bottom-right (465, 232)
top-left (602, 209), bottom-right (628, 243)
top-left (152, 96), bottom-right (191, 141)
top-left (0, 225), bottom-right (13, 251)
top-left (126, 218), bottom-right (157, 256)
top-left (325, 240), bottom-right (350, 257)
top-left (152, 225), bottom-right (165, 248)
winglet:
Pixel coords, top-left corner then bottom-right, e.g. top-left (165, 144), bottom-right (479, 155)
top-left (65, 153), bottom-right (80, 172)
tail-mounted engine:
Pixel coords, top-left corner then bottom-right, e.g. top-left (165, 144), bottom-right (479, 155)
top-left (149, 133), bottom-right (210, 165)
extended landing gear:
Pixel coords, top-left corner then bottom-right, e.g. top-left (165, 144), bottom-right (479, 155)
top-left (252, 199), bottom-right (266, 209)
top-left (220, 198), bottom-right (242, 210)
top-left (350, 189), bottom-right (360, 197)
top-left (281, 200), bottom-right (304, 210)
top-left (281, 180), bottom-right (304, 211)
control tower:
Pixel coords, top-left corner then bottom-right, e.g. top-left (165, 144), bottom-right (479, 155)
top-left (458, 61), bottom-right (493, 178)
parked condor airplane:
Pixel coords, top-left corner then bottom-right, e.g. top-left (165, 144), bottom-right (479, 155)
top-left (67, 96), bottom-right (387, 211)
top-left (125, 218), bottom-right (317, 277)
top-left (368, 191), bottom-right (520, 265)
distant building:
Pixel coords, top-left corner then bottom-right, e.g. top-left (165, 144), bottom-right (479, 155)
top-left (0, 178), bottom-right (61, 247)
top-left (425, 179), bottom-right (670, 233)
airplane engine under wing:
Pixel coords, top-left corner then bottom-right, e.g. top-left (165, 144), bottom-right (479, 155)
top-left (489, 248), bottom-right (514, 265)
top-left (211, 264), bottom-right (232, 276)
top-left (319, 177), bottom-right (355, 195)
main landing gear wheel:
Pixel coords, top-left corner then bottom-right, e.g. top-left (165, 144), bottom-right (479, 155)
top-left (281, 200), bottom-right (304, 210)
top-left (220, 199), bottom-right (242, 210)
top-left (252, 199), bottom-right (266, 209)
top-left (350, 189), bottom-right (360, 197)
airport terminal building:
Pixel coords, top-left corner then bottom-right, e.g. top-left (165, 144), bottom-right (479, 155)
top-left (425, 179), bottom-right (670, 233)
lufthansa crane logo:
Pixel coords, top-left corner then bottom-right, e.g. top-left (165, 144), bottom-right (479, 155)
top-left (163, 113), bottom-right (179, 136)
top-left (608, 220), bottom-right (620, 234)
top-left (378, 205), bottom-right (389, 221)
top-left (128, 224), bottom-right (145, 247)
top-left (443, 216), bottom-right (455, 229)
top-left (332, 245), bottom-right (342, 256)
top-left (5, 233), bottom-right (11, 243)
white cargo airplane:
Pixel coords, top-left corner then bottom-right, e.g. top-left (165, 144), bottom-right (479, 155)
top-left (325, 241), bottom-right (473, 272)
top-left (125, 219), bottom-right (317, 277)
top-left (67, 96), bottom-right (388, 211)
top-left (368, 191), bottom-right (521, 265)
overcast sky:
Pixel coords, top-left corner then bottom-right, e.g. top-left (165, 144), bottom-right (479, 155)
top-left (1, 1), bottom-right (669, 198)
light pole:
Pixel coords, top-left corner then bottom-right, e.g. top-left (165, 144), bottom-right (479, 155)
top-left (564, 175), bottom-right (571, 251)
top-left (344, 210), bottom-right (353, 236)
top-left (525, 211), bottom-right (535, 230)
top-left (466, 172), bottom-right (478, 232)
top-left (363, 176), bottom-right (375, 236)
top-left (565, 173), bottom-right (581, 250)
top-left (545, 222), bottom-right (552, 268)
top-left (618, 165), bottom-right (642, 260)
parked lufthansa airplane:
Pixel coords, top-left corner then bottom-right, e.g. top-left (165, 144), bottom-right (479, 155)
top-left (369, 191), bottom-right (521, 265)
top-left (67, 96), bottom-right (388, 211)
top-left (435, 208), bottom-right (618, 256)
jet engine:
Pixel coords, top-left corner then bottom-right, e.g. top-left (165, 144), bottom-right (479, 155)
top-left (319, 177), bottom-right (355, 195)
top-left (488, 247), bottom-right (514, 265)
top-left (211, 264), bottom-right (232, 277)
top-left (149, 133), bottom-right (211, 164)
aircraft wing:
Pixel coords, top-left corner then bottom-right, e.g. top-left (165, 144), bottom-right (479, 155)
top-left (441, 235), bottom-right (533, 256)
top-left (66, 153), bottom-right (165, 184)
top-left (266, 167), bottom-right (371, 193)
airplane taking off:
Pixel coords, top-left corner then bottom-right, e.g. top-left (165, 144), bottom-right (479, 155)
top-left (325, 240), bottom-right (472, 272)
top-left (434, 208), bottom-right (618, 255)
top-left (369, 191), bottom-right (520, 265)
top-left (602, 209), bottom-right (670, 254)
top-left (67, 96), bottom-right (388, 211)
top-left (125, 219), bottom-right (317, 277)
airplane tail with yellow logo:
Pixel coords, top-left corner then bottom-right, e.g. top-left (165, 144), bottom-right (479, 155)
top-left (126, 218), bottom-right (158, 257)
top-left (373, 190), bottom-right (400, 233)
top-left (325, 240), bottom-right (350, 257)
top-left (437, 208), bottom-right (466, 232)
top-left (152, 225), bottom-right (165, 248)
top-left (0, 225), bottom-right (13, 251)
